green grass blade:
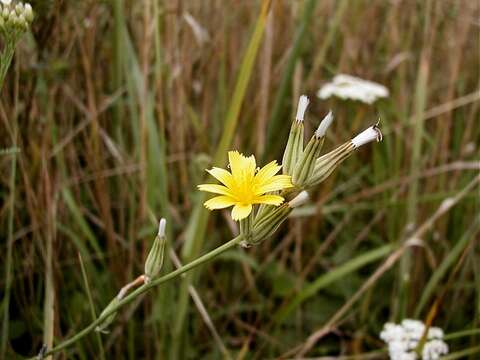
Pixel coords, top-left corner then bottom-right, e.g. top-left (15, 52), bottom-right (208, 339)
top-left (263, 0), bottom-right (319, 159)
top-left (414, 215), bottom-right (480, 317)
top-left (1, 144), bottom-right (17, 357)
top-left (173, 2), bottom-right (273, 358)
top-left (274, 244), bottom-right (394, 324)
top-left (78, 253), bottom-right (106, 360)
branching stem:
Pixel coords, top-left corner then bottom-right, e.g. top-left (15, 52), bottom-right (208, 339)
top-left (30, 236), bottom-right (243, 359)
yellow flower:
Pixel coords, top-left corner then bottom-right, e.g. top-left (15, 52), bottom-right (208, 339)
top-left (198, 151), bottom-right (293, 221)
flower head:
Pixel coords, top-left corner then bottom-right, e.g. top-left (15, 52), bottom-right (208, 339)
top-left (380, 319), bottom-right (448, 360)
top-left (198, 151), bottom-right (293, 221)
top-left (317, 74), bottom-right (389, 104)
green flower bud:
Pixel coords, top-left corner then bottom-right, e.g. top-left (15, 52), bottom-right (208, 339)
top-left (95, 297), bottom-right (120, 333)
top-left (282, 96), bottom-right (308, 175)
top-left (17, 13), bottom-right (27, 30)
top-left (15, 3), bottom-right (23, 16)
top-left (144, 219), bottom-right (167, 283)
top-left (23, 3), bottom-right (33, 23)
top-left (292, 111), bottom-right (333, 187)
top-left (2, 8), bottom-right (9, 20)
top-left (307, 142), bottom-right (353, 187)
top-left (240, 204), bottom-right (291, 247)
top-left (307, 123), bottom-right (382, 187)
top-left (7, 9), bottom-right (15, 25)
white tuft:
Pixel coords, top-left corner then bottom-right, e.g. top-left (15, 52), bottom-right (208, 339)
top-left (317, 74), bottom-right (389, 104)
top-left (288, 191), bottom-right (309, 208)
top-left (315, 111), bottom-right (334, 138)
top-left (295, 95), bottom-right (309, 122)
top-left (158, 218), bottom-right (166, 237)
top-left (1, 0), bottom-right (11, 6)
top-left (351, 125), bottom-right (382, 148)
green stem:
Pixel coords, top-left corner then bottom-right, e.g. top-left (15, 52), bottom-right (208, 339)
top-left (440, 345), bottom-right (480, 360)
top-left (1, 134), bottom-right (17, 358)
top-left (0, 40), bottom-right (17, 88)
top-left (28, 236), bottom-right (243, 359)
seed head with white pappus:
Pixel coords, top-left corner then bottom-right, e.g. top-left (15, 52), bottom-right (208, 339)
top-left (307, 123), bottom-right (383, 187)
top-left (292, 111), bottom-right (334, 187)
top-left (282, 95), bottom-right (308, 176)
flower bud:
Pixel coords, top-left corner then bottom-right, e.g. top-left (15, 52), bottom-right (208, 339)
top-left (7, 9), bottom-right (15, 25)
top-left (307, 142), bottom-right (353, 187)
top-left (292, 111), bottom-right (334, 187)
top-left (15, 3), bottom-right (23, 15)
top-left (282, 96), bottom-right (308, 175)
top-left (2, 8), bottom-right (9, 20)
top-left (23, 3), bottom-right (33, 22)
top-left (17, 13), bottom-right (27, 30)
top-left (307, 122), bottom-right (382, 187)
top-left (241, 204), bottom-right (291, 247)
top-left (144, 219), bottom-right (167, 283)
top-left (95, 297), bottom-right (120, 333)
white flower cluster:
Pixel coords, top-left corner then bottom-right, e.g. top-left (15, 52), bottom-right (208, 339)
top-left (0, 0), bottom-right (33, 33)
top-left (380, 319), bottom-right (448, 360)
top-left (317, 74), bottom-right (389, 104)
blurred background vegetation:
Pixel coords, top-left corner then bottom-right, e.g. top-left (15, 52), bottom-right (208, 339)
top-left (0, 0), bottom-right (479, 359)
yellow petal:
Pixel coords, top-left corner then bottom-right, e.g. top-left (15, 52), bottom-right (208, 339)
top-left (255, 175), bottom-right (293, 194)
top-left (229, 150), bottom-right (256, 179)
top-left (255, 160), bottom-right (281, 183)
top-left (243, 154), bottom-right (257, 178)
top-left (206, 167), bottom-right (235, 188)
top-left (204, 196), bottom-right (236, 210)
top-left (231, 203), bottom-right (252, 221)
top-left (228, 151), bottom-right (243, 178)
top-left (254, 194), bottom-right (284, 206)
top-left (198, 184), bottom-right (233, 196)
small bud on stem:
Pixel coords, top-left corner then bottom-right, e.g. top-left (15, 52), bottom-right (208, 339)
top-left (144, 218), bottom-right (167, 283)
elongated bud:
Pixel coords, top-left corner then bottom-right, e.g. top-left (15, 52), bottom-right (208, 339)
top-left (15, 3), bottom-right (23, 15)
top-left (292, 111), bottom-right (334, 187)
top-left (241, 205), bottom-right (291, 247)
top-left (23, 3), bottom-right (33, 23)
top-left (307, 122), bottom-right (383, 187)
top-left (288, 191), bottom-right (309, 208)
top-left (282, 96), bottom-right (308, 175)
top-left (144, 218), bottom-right (167, 283)
top-left (95, 297), bottom-right (120, 333)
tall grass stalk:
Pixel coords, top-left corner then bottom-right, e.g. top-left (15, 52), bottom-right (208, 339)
top-left (1, 137), bottom-right (16, 358)
top-left (263, 0), bottom-right (318, 159)
top-left (173, 1), bottom-right (272, 357)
